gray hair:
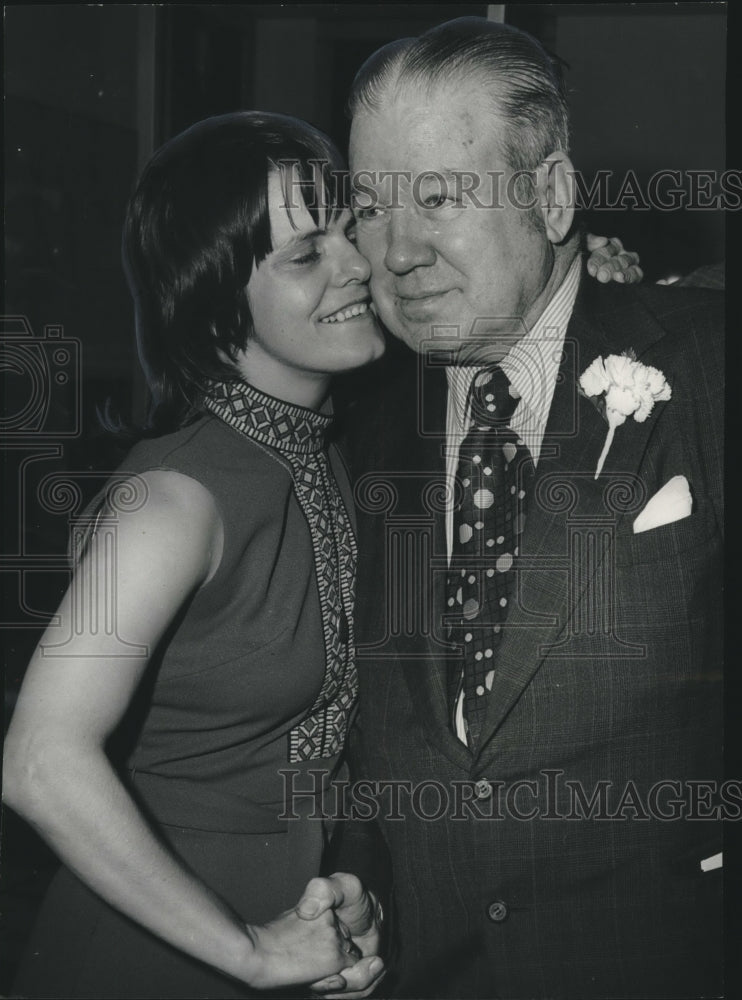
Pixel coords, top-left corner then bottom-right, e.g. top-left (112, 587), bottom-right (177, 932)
top-left (347, 17), bottom-right (570, 174)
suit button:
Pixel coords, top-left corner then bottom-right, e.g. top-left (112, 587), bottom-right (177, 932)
top-left (474, 779), bottom-right (492, 799)
top-left (487, 900), bottom-right (509, 923)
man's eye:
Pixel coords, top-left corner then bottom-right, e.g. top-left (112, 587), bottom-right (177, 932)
top-left (354, 205), bottom-right (384, 221)
top-left (421, 194), bottom-right (455, 210)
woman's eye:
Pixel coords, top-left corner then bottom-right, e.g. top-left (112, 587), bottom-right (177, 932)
top-left (291, 250), bottom-right (321, 265)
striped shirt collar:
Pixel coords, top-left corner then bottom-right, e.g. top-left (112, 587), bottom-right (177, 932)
top-left (446, 253), bottom-right (582, 464)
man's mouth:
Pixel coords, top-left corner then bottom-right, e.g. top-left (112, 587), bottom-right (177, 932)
top-left (396, 289), bottom-right (452, 318)
top-left (397, 290), bottom-right (448, 301)
top-left (319, 300), bottom-right (371, 324)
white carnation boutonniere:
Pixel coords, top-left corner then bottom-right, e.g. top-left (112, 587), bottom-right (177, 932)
top-left (579, 349), bottom-right (672, 478)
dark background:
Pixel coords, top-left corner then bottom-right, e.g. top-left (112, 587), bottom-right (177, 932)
top-left (1, 3), bottom-right (731, 992)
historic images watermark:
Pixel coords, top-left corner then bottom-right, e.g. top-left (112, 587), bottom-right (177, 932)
top-left (1, 314), bottom-right (151, 657)
top-left (279, 769), bottom-right (742, 823)
top-left (2, 315), bottom-right (84, 634)
top-left (280, 163), bottom-right (742, 212)
top-left (350, 168), bottom-right (742, 212)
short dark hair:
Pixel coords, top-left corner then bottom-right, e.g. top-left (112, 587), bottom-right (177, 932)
top-left (122, 111), bottom-right (346, 431)
top-left (347, 17), bottom-right (569, 174)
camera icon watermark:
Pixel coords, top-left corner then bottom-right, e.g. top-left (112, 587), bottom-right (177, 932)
top-left (1, 315), bottom-right (82, 439)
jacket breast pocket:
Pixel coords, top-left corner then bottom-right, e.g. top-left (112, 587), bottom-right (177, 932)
top-left (614, 508), bottom-right (719, 567)
top-left (609, 509), bottom-right (722, 641)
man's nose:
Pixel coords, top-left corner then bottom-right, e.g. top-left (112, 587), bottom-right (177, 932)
top-left (383, 211), bottom-right (435, 275)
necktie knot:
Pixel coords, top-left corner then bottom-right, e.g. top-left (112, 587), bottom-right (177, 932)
top-left (468, 366), bottom-right (519, 428)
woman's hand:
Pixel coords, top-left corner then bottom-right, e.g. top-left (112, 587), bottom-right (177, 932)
top-left (585, 233), bottom-right (643, 284)
top-left (244, 905), bottom-right (360, 990)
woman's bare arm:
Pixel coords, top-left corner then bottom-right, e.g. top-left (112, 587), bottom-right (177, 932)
top-left (3, 469), bottom-right (356, 989)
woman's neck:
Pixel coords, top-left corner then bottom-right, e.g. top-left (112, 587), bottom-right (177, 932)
top-left (233, 352), bottom-right (331, 411)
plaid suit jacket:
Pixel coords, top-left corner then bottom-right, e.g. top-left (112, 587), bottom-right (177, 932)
top-left (338, 272), bottom-right (724, 999)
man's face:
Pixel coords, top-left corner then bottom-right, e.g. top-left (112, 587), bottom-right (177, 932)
top-left (349, 81), bottom-right (555, 360)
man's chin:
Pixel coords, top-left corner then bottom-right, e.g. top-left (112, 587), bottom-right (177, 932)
top-left (375, 300), bottom-right (455, 354)
top-left (383, 321), bottom-right (433, 356)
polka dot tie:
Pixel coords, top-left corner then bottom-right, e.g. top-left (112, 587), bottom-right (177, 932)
top-left (446, 366), bottom-right (535, 750)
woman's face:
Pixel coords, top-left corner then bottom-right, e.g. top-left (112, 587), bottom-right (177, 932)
top-left (237, 168), bottom-right (385, 400)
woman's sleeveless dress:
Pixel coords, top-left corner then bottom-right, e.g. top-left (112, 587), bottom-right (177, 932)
top-left (13, 380), bottom-right (358, 998)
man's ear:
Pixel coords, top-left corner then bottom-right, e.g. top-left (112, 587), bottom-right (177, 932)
top-left (537, 151), bottom-right (575, 244)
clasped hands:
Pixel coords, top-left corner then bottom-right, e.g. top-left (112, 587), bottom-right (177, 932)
top-left (298, 872), bottom-right (385, 998)
top-left (245, 871), bottom-right (384, 996)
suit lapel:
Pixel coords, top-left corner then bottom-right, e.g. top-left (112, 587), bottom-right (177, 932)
top-left (393, 299), bottom-right (624, 769)
top-left (474, 275), bottom-right (673, 767)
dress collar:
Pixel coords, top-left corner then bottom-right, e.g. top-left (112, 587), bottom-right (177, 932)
top-left (201, 378), bottom-right (332, 456)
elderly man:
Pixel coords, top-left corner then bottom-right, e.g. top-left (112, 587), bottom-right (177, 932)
top-left (300, 17), bottom-right (724, 1000)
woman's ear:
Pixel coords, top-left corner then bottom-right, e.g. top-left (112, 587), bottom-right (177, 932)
top-left (537, 151), bottom-right (575, 244)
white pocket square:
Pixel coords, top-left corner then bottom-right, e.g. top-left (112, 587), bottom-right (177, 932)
top-left (700, 852), bottom-right (722, 872)
top-left (632, 475), bottom-right (692, 534)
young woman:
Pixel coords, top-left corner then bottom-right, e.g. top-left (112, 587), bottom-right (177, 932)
top-left (4, 112), bottom-right (386, 999)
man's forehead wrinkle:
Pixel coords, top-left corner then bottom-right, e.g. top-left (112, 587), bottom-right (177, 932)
top-left (397, 88), bottom-right (492, 160)
top-left (349, 86), bottom-right (503, 180)
top-left (385, 118), bottom-right (483, 173)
